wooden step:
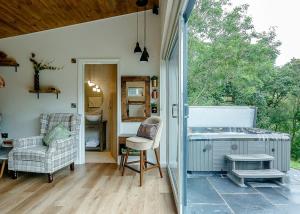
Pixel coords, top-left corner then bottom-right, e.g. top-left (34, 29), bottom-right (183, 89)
top-left (225, 154), bottom-right (274, 162)
top-left (232, 169), bottom-right (285, 179)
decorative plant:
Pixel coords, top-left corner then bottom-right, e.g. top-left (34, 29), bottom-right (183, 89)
top-left (151, 102), bottom-right (157, 107)
top-left (151, 76), bottom-right (158, 81)
top-left (29, 53), bottom-right (62, 90)
top-left (30, 53), bottom-right (62, 73)
top-left (151, 102), bottom-right (158, 113)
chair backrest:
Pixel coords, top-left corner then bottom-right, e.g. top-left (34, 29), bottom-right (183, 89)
top-left (143, 116), bottom-right (163, 149)
top-left (40, 113), bottom-right (81, 137)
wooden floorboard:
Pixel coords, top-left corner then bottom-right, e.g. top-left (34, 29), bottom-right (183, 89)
top-left (0, 163), bottom-right (177, 214)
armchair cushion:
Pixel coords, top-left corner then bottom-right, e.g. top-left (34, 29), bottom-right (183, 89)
top-left (43, 123), bottom-right (71, 146)
top-left (13, 145), bottom-right (47, 162)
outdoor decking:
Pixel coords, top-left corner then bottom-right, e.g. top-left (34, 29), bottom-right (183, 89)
top-left (187, 169), bottom-right (300, 214)
top-left (0, 163), bottom-right (176, 214)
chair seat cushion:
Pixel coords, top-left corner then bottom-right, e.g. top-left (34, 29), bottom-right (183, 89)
top-left (13, 145), bottom-right (47, 162)
top-left (126, 137), bottom-right (153, 151)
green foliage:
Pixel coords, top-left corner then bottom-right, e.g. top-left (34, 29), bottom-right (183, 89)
top-left (188, 0), bottom-right (300, 159)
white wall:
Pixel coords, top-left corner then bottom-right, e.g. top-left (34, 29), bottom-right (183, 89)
top-left (0, 11), bottom-right (162, 161)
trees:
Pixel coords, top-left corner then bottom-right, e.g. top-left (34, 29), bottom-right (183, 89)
top-left (188, 0), bottom-right (300, 159)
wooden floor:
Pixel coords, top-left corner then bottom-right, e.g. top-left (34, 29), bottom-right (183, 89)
top-left (0, 163), bottom-right (176, 214)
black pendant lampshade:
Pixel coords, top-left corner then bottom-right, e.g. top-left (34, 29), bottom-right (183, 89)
top-left (144, 47), bottom-right (149, 58)
top-left (136, 0), bottom-right (148, 7)
top-left (134, 42), bottom-right (142, 53)
top-left (140, 47), bottom-right (149, 62)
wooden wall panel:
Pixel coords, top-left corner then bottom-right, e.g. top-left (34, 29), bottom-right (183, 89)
top-left (0, 0), bottom-right (159, 38)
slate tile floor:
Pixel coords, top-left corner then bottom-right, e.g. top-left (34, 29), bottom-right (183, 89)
top-left (187, 169), bottom-right (300, 214)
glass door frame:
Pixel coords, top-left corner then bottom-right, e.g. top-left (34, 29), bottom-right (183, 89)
top-left (165, 0), bottom-right (196, 213)
top-left (166, 15), bottom-right (187, 214)
top-left (166, 29), bottom-right (180, 209)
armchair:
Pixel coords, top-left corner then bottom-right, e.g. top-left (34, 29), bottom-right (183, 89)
top-left (8, 113), bottom-right (81, 182)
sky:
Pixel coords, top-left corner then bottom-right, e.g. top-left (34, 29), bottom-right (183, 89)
top-left (232, 0), bottom-right (300, 66)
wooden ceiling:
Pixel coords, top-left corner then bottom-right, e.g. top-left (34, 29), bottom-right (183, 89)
top-left (0, 0), bottom-right (159, 39)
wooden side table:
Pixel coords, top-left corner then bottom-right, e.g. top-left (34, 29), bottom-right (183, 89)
top-left (119, 134), bottom-right (137, 170)
top-left (0, 142), bottom-right (13, 178)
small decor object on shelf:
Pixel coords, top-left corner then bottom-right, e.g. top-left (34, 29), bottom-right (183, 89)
top-left (152, 89), bottom-right (158, 99)
top-left (0, 75), bottom-right (5, 88)
top-left (2, 139), bottom-right (13, 147)
top-left (151, 103), bottom-right (158, 113)
top-left (0, 51), bottom-right (19, 72)
top-left (30, 53), bottom-right (62, 91)
top-left (151, 76), bottom-right (158, 87)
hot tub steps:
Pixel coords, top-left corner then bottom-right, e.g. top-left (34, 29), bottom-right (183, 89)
top-left (225, 154), bottom-right (285, 187)
top-left (226, 154), bottom-right (274, 162)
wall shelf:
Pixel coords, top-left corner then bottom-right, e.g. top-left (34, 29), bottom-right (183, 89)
top-left (0, 63), bottom-right (19, 72)
top-left (29, 88), bottom-right (61, 99)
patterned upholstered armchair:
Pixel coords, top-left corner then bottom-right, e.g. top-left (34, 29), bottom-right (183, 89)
top-left (8, 113), bottom-right (81, 183)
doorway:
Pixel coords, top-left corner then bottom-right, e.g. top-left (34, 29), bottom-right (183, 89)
top-left (77, 59), bottom-right (120, 164)
top-left (84, 64), bottom-right (117, 163)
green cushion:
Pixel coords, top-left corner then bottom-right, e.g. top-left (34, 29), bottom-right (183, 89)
top-left (43, 123), bottom-right (71, 146)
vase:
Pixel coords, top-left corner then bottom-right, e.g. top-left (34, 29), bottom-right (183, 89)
top-left (34, 72), bottom-right (40, 91)
top-left (152, 89), bottom-right (158, 99)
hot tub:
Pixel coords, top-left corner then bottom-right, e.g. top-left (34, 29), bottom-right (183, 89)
top-left (188, 127), bottom-right (291, 172)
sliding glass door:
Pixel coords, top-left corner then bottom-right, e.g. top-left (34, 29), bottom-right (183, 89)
top-left (166, 1), bottom-right (195, 213)
top-left (167, 38), bottom-right (180, 198)
top-left (167, 19), bottom-right (188, 213)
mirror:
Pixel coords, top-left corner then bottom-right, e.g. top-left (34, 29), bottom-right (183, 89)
top-left (121, 76), bottom-right (150, 122)
top-left (128, 87), bottom-right (144, 97)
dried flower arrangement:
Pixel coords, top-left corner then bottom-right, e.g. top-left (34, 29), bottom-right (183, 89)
top-left (29, 53), bottom-right (63, 90)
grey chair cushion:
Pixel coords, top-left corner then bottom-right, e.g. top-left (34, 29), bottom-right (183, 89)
top-left (137, 123), bottom-right (159, 140)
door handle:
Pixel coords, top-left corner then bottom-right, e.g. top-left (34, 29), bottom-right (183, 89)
top-left (172, 104), bottom-right (178, 118)
top-left (184, 103), bottom-right (189, 119)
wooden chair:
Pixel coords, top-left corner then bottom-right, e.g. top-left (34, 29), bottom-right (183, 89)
top-left (122, 116), bottom-right (163, 186)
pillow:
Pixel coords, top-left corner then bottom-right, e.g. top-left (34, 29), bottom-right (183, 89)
top-left (43, 123), bottom-right (71, 146)
top-left (137, 122), bottom-right (159, 140)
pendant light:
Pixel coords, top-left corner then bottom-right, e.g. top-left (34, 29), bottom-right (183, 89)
top-left (134, 7), bottom-right (142, 53)
top-left (140, 7), bottom-right (149, 62)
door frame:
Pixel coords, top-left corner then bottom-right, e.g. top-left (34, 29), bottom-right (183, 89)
top-left (77, 58), bottom-right (120, 164)
top-left (166, 34), bottom-right (180, 209)
top-left (163, 0), bottom-right (194, 213)
top-left (165, 20), bottom-right (186, 214)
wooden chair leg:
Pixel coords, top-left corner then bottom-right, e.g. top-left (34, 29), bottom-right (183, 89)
top-left (122, 149), bottom-right (129, 176)
top-left (144, 150), bottom-right (147, 168)
top-left (119, 154), bottom-right (124, 170)
top-left (140, 150), bottom-right (144, 187)
top-left (48, 173), bottom-right (53, 183)
top-left (0, 160), bottom-right (6, 178)
top-left (70, 162), bottom-right (75, 171)
top-left (11, 171), bottom-right (17, 179)
top-left (154, 148), bottom-right (163, 178)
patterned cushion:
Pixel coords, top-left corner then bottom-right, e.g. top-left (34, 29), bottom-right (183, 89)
top-left (13, 145), bottom-right (47, 162)
top-left (43, 124), bottom-right (71, 146)
top-left (137, 123), bottom-right (159, 140)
